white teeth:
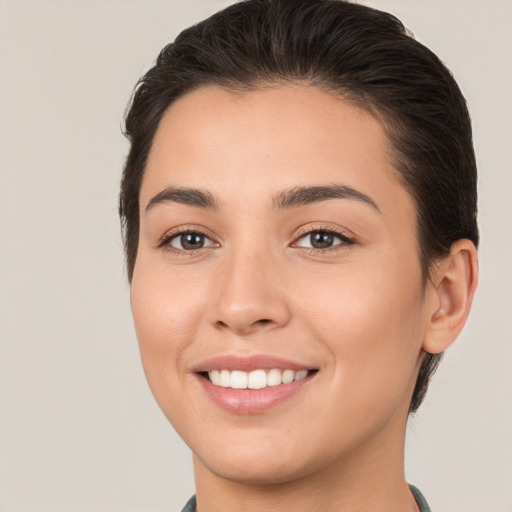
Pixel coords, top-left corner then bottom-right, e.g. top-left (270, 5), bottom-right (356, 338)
top-left (230, 370), bottom-right (248, 389)
top-left (209, 370), bottom-right (220, 386)
top-left (281, 369), bottom-right (295, 384)
top-left (294, 370), bottom-right (308, 381)
top-left (248, 369), bottom-right (267, 389)
top-left (219, 369), bottom-right (231, 387)
top-left (267, 368), bottom-right (282, 387)
top-left (206, 368), bottom-right (311, 389)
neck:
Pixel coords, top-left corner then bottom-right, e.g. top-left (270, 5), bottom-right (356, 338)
top-left (193, 411), bottom-right (419, 512)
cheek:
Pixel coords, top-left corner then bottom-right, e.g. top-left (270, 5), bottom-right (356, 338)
top-left (130, 261), bottom-right (207, 393)
top-left (295, 260), bottom-right (426, 394)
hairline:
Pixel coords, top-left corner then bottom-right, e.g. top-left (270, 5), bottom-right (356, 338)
top-left (130, 79), bottom-right (434, 285)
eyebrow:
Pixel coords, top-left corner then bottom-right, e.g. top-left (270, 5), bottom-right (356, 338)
top-left (145, 186), bottom-right (218, 211)
top-left (145, 183), bottom-right (380, 214)
top-left (272, 184), bottom-right (381, 212)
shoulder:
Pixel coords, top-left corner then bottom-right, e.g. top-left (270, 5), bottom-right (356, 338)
top-left (409, 484), bottom-right (432, 512)
top-left (180, 495), bottom-right (196, 512)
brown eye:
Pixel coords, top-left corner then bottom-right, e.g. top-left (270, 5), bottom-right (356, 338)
top-left (295, 230), bottom-right (353, 250)
top-left (169, 232), bottom-right (214, 251)
top-left (309, 232), bottom-right (335, 249)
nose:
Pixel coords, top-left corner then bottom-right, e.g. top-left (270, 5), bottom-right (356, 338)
top-left (210, 248), bottom-right (291, 336)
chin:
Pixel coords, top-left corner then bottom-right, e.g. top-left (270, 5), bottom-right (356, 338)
top-left (190, 429), bottom-right (339, 487)
top-left (199, 452), bottom-right (314, 486)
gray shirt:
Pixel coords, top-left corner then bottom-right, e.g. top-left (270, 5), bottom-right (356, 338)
top-left (180, 484), bottom-right (431, 511)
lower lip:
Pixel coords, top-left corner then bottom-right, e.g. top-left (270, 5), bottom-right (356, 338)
top-left (197, 374), bottom-right (314, 414)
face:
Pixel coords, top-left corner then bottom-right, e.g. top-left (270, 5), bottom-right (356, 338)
top-left (131, 85), bottom-right (430, 485)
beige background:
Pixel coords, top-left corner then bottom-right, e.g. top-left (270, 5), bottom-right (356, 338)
top-left (0, 1), bottom-right (510, 510)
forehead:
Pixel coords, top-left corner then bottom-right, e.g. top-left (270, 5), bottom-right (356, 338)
top-left (141, 85), bottom-right (414, 222)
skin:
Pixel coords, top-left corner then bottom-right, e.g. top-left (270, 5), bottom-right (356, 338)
top-left (131, 85), bottom-right (478, 511)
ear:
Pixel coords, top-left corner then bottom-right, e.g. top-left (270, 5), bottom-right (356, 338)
top-left (422, 239), bottom-right (479, 354)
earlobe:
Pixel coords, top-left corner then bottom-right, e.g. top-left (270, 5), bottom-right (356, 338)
top-left (422, 239), bottom-right (478, 354)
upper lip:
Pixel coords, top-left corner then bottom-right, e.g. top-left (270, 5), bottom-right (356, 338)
top-left (192, 354), bottom-right (315, 373)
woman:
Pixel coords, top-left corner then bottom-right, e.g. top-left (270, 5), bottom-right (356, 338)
top-left (120, 1), bottom-right (478, 510)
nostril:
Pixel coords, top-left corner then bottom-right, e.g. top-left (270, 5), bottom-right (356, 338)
top-left (214, 317), bottom-right (275, 334)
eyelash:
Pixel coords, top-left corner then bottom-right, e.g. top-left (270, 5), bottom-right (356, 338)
top-left (157, 226), bottom-right (217, 255)
top-left (158, 225), bottom-right (355, 255)
top-left (292, 225), bottom-right (355, 253)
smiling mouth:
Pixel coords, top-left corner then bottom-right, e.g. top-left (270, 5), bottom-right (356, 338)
top-left (201, 368), bottom-right (317, 389)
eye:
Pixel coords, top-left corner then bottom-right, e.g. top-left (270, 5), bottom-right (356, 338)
top-left (294, 229), bottom-right (353, 250)
top-left (161, 230), bottom-right (217, 252)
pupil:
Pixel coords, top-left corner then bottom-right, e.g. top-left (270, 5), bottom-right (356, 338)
top-left (311, 232), bottom-right (333, 249)
top-left (181, 233), bottom-right (204, 250)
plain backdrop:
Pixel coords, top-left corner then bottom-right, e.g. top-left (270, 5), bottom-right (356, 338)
top-left (0, 1), bottom-right (511, 511)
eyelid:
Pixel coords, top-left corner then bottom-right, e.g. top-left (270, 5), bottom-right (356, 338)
top-left (157, 225), bottom-right (219, 253)
top-left (155, 223), bottom-right (355, 254)
top-left (291, 224), bottom-right (356, 250)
